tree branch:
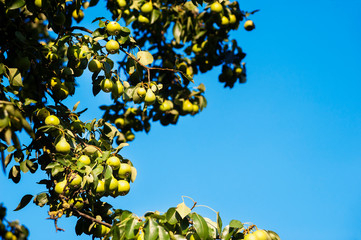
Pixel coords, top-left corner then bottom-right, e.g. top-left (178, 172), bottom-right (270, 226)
top-left (73, 209), bottom-right (112, 228)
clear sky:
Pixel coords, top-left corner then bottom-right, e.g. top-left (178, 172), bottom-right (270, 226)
top-left (1, 0), bottom-right (361, 239)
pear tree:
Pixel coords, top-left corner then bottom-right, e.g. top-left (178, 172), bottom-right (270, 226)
top-left (0, 0), bottom-right (280, 239)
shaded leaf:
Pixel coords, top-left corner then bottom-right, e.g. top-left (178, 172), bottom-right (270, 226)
top-left (165, 207), bottom-right (179, 225)
top-left (14, 194), bottom-right (33, 211)
top-left (7, 68), bottom-right (23, 87)
top-left (9, 0), bottom-right (25, 10)
top-left (8, 165), bottom-right (21, 183)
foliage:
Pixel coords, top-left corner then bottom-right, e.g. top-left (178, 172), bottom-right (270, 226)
top-left (0, 0), bottom-right (280, 239)
top-left (0, 204), bottom-right (29, 240)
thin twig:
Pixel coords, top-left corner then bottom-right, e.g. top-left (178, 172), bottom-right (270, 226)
top-left (70, 26), bottom-right (93, 34)
top-left (73, 209), bottom-right (112, 228)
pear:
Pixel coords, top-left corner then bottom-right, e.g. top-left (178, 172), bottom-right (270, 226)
top-left (55, 137), bottom-right (71, 154)
top-left (144, 89), bottom-right (156, 105)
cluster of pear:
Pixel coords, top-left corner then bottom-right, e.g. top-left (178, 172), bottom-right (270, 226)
top-left (43, 114), bottom-right (133, 198)
top-left (113, 0), bottom-right (154, 24)
top-left (53, 155), bottom-right (132, 198)
top-left (1, 230), bottom-right (17, 240)
top-left (208, 1), bottom-right (255, 31)
top-left (0, 205), bottom-right (28, 240)
top-left (244, 229), bottom-right (280, 240)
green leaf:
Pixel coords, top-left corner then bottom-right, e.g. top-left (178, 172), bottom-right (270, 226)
top-left (4, 128), bottom-right (11, 145)
top-left (150, 10), bottom-right (161, 24)
top-left (0, 63), bottom-right (5, 75)
top-left (119, 26), bottom-right (131, 36)
top-left (20, 160), bottom-right (29, 173)
top-left (4, 153), bottom-right (13, 168)
top-left (158, 226), bottom-right (170, 240)
top-left (26, 160), bottom-right (38, 173)
top-left (144, 218), bottom-right (159, 240)
top-left (204, 217), bottom-right (217, 239)
top-left (137, 51), bottom-right (154, 66)
top-left (229, 220), bottom-right (243, 229)
top-left (7, 68), bottom-right (23, 87)
top-left (33, 193), bottom-right (48, 207)
top-left (124, 218), bottom-right (138, 239)
top-left (104, 165), bottom-right (113, 180)
top-left (8, 165), bottom-right (21, 183)
top-left (15, 31), bottom-right (26, 43)
top-left (14, 194), bottom-right (33, 211)
top-left (176, 202), bottom-right (191, 219)
top-left (173, 21), bottom-right (182, 44)
top-left (8, 0), bottom-right (25, 9)
top-left (72, 101), bottom-right (80, 112)
top-left (217, 212), bottom-right (222, 235)
top-left (190, 213), bottom-right (209, 240)
top-left (130, 166), bottom-right (137, 183)
top-left (165, 207), bottom-right (179, 225)
top-left (220, 225), bottom-right (233, 240)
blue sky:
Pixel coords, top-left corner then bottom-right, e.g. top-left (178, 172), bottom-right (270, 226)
top-left (1, 0), bottom-right (361, 239)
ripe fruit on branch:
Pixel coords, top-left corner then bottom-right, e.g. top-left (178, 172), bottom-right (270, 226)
top-left (141, 2), bottom-right (153, 13)
top-left (88, 59), bottom-right (102, 72)
top-left (106, 21), bottom-right (121, 35)
top-left (118, 163), bottom-right (131, 178)
top-left (93, 224), bottom-right (110, 238)
top-left (159, 100), bottom-right (173, 112)
top-left (67, 46), bottom-right (80, 60)
top-left (78, 155), bottom-right (91, 165)
top-left (125, 130), bottom-right (135, 141)
top-left (45, 115), bottom-right (60, 125)
top-left (244, 20), bottom-right (255, 31)
top-left (4, 231), bottom-right (14, 240)
top-left (192, 44), bottom-right (202, 53)
top-left (182, 99), bottom-right (193, 113)
top-left (55, 137), bottom-right (71, 154)
top-left (100, 79), bottom-right (114, 93)
top-left (106, 156), bottom-right (121, 170)
top-left (54, 180), bottom-right (69, 194)
top-left (137, 87), bottom-right (146, 97)
top-left (117, 0), bottom-right (126, 7)
top-left (138, 15), bottom-right (150, 24)
top-left (118, 180), bottom-right (130, 195)
top-left (108, 177), bottom-right (119, 191)
top-left (144, 89), bottom-right (156, 105)
top-left (210, 2), bottom-right (223, 13)
top-left (36, 108), bottom-right (50, 121)
top-left (221, 16), bottom-right (230, 25)
top-left (112, 80), bottom-right (124, 97)
top-left (105, 39), bottom-right (120, 54)
top-left (96, 180), bottom-right (105, 193)
top-left (69, 198), bottom-right (84, 210)
top-left (72, 9), bottom-right (84, 23)
top-left (235, 67), bottom-right (243, 75)
top-left (114, 118), bottom-right (125, 128)
top-left (53, 83), bottom-right (69, 100)
top-left (69, 174), bottom-right (82, 187)
top-left (229, 14), bottom-right (236, 24)
top-left (253, 230), bottom-right (271, 240)
top-left (192, 104), bottom-right (199, 113)
top-left (244, 233), bottom-right (257, 240)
